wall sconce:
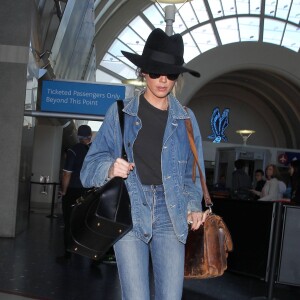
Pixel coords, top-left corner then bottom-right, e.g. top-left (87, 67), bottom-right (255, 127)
top-left (236, 129), bottom-right (255, 146)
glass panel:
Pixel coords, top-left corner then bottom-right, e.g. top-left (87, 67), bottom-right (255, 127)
top-left (221, 0), bottom-right (237, 16)
top-left (239, 17), bottom-right (260, 41)
top-left (208, 0), bottom-right (224, 18)
top-left (288, 1), bottom-right (300, 24)
top-left (172, 15), bottom-right (187, 34)
top-left (265, 0), bottom-right (276, 17)
top-left (276, 0), bottom-right (292, 20)
top-left (236, 0), bottom-right (249, 14)
top-left (172, 12), bottom-right (188, 34)
top-left (250, 0), bottom-right (261, 14)
top-left (118, 27), bottom-right (145, 54)
top-left (263, 18), bottom-right (284, 45)
top-left (216, 18), bottom-right (240, 44)
top-left (88, 120), bottom-right (103, 132)
top-left (190, 24), bottom-right (218, 53)
top-left (96, 69), bottom-right (121, 84)
top-left (100, 59), bottom-right (136, 79)
top-left (100, 52), bottom-right (136, 78)
top-left (282, 24), bottom-right (300, 52)
top-left (182, 33), bottom-right (200, 62)
top-left (177, 3), bottom-right (198, 30)
top-left (108, 39), bottom-right (130, 58)
top-left (143, 4), bottom-right (165, 30)
top-left (129, 16), bottom-right (152, 39)
top-left (191, 0), bottom-right (209, 23)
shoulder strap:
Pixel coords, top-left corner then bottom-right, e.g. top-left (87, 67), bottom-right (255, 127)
top-left (116, 100), bottom-right (127, 161)
top-left (184, 111), bottom-right (213, 208)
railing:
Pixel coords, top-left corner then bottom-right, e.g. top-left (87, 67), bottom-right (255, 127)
top-left (30, 181), bottom-right (60, 218)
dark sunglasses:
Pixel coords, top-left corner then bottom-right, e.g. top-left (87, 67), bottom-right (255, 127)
top-left (148, 73), bottom-right (180, 81)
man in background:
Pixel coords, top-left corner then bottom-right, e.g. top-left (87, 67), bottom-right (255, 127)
top-left (232, 159), bottom-right (252, 200)
top-left (57, 125), bottom-right (92, 261)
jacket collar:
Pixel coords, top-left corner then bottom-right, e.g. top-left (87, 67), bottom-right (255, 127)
top-left (123, 91), bottom-right (189, 120)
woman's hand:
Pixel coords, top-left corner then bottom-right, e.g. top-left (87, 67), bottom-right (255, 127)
top-left (108, 158), bottom-right (135, 179)
top-left (187, 210), bottom-right (210, 231)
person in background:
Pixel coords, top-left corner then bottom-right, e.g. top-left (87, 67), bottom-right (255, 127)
top-left (232, 159), bottom-right (252, 191)
top-left (231, 159), bottom-right (252, 200)
top-left (289, 160), bottom-right (300, 204)
top-left (80, 28), bottom-right (209, 300)
top-left (250, 169), bottom-right (266, 199)
top-left (278, 179), bottom-right (287, 198)
top-left (258, 164), bottom-right (281, 201)
top-left (57, 125), bottom-right (92, 262)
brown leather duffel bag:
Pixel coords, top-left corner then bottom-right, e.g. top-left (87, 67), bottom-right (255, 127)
top-left (184, 213), bottom-right (233, 279)
top-left (184, 115), bottom-right (233, 279)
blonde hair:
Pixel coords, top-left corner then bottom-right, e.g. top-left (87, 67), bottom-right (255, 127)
top-left (172, 74), bottom-right (184, 97)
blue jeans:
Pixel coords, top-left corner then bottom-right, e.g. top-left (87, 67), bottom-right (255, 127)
top-left (114, 185), bottom-right (185, 300)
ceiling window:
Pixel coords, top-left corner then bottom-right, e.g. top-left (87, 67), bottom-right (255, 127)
top-left (98, 0), bottom-right (300, 83)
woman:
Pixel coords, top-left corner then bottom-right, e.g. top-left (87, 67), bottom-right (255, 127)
top-left (258, 164), bottom-right (281, 201)
top-left (289, 160), bottom-right (300, 204)
top-left (80, 28), bottom-right (208, 300)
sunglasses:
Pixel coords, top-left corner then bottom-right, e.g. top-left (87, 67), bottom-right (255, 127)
top-left (147, 73), bottom-right (180, 81)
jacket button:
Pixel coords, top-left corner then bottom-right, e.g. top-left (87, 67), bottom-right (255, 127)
top-left (128, 142), bottom-right (131, 147)
top-left (135, 122), bottom-right (139, 125)
top-left (143, 202), bottom-right (147, 206)
top-left (144, 233), bottom-right (149, 237)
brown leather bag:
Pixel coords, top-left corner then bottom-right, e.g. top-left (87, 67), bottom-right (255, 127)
top-left (184, 117), bottom-right (233, 279)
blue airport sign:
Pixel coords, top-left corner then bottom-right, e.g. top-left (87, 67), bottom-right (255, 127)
top-left (41, 80), bottom-right (125, 116)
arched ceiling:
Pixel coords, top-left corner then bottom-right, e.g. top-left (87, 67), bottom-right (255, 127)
top-left (94, 0), bottom-right (300, 81)
top-left (189, 69), bottom-right (300, 148)
top-left (92, 0), bottom-right (300, 148)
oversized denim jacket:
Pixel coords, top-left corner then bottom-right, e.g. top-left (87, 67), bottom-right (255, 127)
top-left (80, 93), bottom-right (205, 244)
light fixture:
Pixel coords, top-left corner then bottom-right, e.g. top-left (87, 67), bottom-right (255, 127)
top-left (152, 0), bottom-right (193, 35)
top-left (236, 130), bottom-right (256, 146)
top-left (121, 79), bottom-right (146, 87)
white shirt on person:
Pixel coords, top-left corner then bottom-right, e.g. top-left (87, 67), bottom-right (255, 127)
top-left (259, 178), bottom-right (281, 201)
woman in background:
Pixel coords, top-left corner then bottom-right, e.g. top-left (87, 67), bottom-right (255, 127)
top-left (258, 164), bottom-right (281, 201)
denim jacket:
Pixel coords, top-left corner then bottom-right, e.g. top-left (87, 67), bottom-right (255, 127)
top-left (80, 93), bottom-right (205, 244)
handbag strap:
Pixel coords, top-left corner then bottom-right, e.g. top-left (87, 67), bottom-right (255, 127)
top-left (117, 100), bottom-right (127, 161)
top-left (184, 113), bottom-right (213, 209)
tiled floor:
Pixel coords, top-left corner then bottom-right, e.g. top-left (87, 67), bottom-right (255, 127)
top-left (0, 212), bottom-right (299, 300)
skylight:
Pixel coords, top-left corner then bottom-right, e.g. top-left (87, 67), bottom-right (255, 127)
top-left (97, 0), bottom-right (300, 83)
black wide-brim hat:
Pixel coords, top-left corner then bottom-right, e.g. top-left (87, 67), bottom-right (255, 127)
top-left (121, 28), bottom-right (200, 77)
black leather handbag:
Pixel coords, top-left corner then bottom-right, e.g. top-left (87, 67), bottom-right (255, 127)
top-left (67, 100), bottom-right (132, 260)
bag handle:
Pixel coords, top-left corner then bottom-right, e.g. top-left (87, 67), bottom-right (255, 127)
top-left (184, 113), bottom-right (213, 209)
top-left (117, 100), bottom-right (127, 161)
